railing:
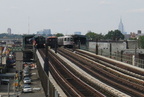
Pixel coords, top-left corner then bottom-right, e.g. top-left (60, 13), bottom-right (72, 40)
top-left (80, 45), bottom-right (144, 69)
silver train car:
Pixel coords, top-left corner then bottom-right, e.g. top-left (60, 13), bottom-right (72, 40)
top-left (58, 36), bottom-right (74, 48)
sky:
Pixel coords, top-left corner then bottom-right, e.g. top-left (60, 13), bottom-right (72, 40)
top-left (0, 0), bottom-right (144, 35)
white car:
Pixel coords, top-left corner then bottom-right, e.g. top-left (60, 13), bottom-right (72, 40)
top-left (22, 84), bottom-right (33, 93)
top-left (23, 70), bottom-right (30, 77)
top-left (23, 77), bottom-right (31, 84)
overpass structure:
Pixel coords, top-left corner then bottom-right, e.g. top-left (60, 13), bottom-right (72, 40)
top-left (34, 47), bottom-right (144, 97)
top-left (1, 35), bottom-right (143, 97)
top-left (20, 35), bottom-right (144, 97)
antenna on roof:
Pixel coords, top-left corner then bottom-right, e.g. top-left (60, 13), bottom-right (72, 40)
top-left (28, 16), bottom-right (30, 34)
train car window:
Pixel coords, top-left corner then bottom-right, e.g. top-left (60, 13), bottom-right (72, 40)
top-left (68, 38), bottom-right (69, 41)
top-left (64, 38), bottom-right (66, 41)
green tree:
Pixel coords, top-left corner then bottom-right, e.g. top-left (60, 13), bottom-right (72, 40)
top-left (105, 30), bottom-right (124, 41)
top-left (55, 33), bottom-right (64, 37)
top-left (97, 33), bottom-right (104, 40)
top-left (0, 33), bottom-right (23, 38)
top-left (85, 31), bottom-right (97, 41)
top-left (85, 31), bottom-right (104, 41)
top-left (138, 36), bottom-right (144, 48)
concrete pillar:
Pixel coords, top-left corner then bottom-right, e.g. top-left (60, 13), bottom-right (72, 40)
top-left (132, 55), bottom-right (135, 66)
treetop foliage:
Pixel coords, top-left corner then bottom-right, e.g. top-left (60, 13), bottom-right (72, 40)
top-left (55, 33), bottom-right (64, 37)
top-left (85, 30), bottom-right (124, 41)
top-left (105, 30), bottom-right (124, 41)
top-left (85, 31), bottom-right (104, 41)
top-left (138, 36), bottom-right (144, 48)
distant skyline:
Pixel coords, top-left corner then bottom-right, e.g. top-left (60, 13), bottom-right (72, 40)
top-left (0, 0), bottom-right (144, 35)
top-left (118, 18), bottom-right (126, 34)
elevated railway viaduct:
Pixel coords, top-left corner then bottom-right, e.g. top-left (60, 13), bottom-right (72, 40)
top-left (22, 35), bottom-right (144, 97)
top-left (35, 47), bottom-right (144, 97)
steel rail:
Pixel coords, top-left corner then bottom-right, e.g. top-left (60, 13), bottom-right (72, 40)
top-left (58, 48), bottom-right (144, 97)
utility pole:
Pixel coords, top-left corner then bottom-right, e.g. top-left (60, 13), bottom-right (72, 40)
top-left (110, 42), bottom-right (112, 58)
top-left (44, 40), bottom-right (49, 97)
top-left (96, 39), bottom-right (98, 55)
top-left (7, 79), bottom-right (10, 97)
top-left (28, 16), bottom-right (30, 34)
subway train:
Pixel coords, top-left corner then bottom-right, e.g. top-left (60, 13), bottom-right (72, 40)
top-left (47, 36), bottom-right (58, 48)
top-left (72, 35), bottom-right (87, 45)
top-left (58, 36), bottom-right (74, 48)
top-left (58, 35), bottom-right (87, 48)
top-left (33, 36), bottom-right (46, 49)
top-left (34, 35), bottom-right (87, 49)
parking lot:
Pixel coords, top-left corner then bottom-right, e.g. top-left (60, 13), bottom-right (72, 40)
top-left (20, 67), bottom-right (45, 97)
top-left (0, 66), bottom-right (45, 97)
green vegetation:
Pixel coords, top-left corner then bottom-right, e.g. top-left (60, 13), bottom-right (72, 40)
top-left (85, 30), bottom-right (124, 41)
top-left (0, 33), bottom-right (22, 38)
top-left (104, 30), bottom-right (124, 41)
top-left (138, 36), bottom-right (144, 49)
top-left (85, 31), bottom-right (104, 41)
top-left (55, 33), bottom-right (64, 37)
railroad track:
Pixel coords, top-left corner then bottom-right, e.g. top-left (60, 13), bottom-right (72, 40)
top-left (75, 49), bottom-right (144, 78)
top-left (75, 49), bottom-right (144, 80)
top-left (57, 48), bottom-right (144, 97)
top-left (39, 49), bottom-right (105, 97)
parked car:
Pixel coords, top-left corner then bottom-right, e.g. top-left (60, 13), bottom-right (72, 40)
top-left (23, 70), bottom-right (30, 77)
top-left (23, 77), bottom-right (31, 84)
top-left (24, 66), bottom-right (30, 71)
top-left (22, 84), bottom-right (33, 93)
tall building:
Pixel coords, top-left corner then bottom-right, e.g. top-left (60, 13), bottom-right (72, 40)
top-left (7, 28), bottom-right (11, 35)
top-left (74, 32), bottom-right (81, 35)
top-left (37, 30), bottom-right (43, 34)
top-left (37, 29), bottom-right (51, 35)
top-left (118, 18), bottom-right (126, 34)
top-left (43, 29), bottom-right (51, 35)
